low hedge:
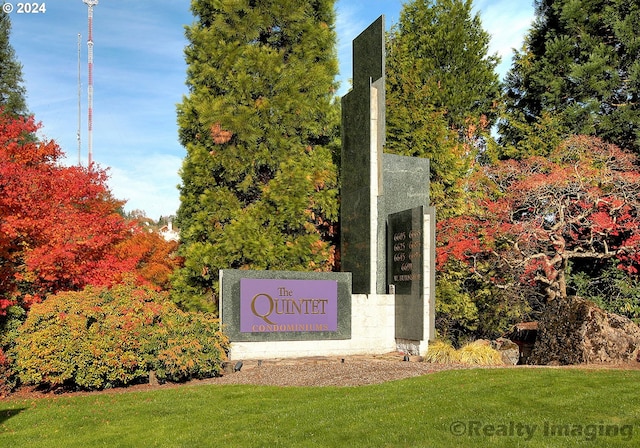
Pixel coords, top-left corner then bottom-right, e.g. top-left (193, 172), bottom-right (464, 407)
top-left (12, 280), bottom-right (229, 390)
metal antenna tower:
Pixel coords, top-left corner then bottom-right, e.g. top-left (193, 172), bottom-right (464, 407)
top-left (77, 33), bottom-right (82, 166)
top-left (83, 0), bottom-right (98, 166)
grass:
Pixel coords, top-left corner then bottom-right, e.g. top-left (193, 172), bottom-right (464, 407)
top-left (1, 368), bottom-right (639, 447)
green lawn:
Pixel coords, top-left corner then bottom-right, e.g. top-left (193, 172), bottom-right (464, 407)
top-left (1, 367), bottom-right (639, 447)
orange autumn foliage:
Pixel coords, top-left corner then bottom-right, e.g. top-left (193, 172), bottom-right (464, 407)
top-left (115, 228), bottom-right (183, 290)
top-left (0, 110), bottom-right (181, 315)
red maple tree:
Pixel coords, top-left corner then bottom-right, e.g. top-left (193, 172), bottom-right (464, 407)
top-left (438, 135), bottom-right (640, 302)
top-left (0, 111), bottom-right (181, 316)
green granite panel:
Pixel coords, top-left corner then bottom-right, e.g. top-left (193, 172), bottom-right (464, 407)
top-left (352, 16), bottom-right (384, 91)
top-left (340, 17), bottom-right (385, 294)
top-left (394, 293), bottom-right (425, 340)
top-left (382, 153), bottom-right (430, 216)
top-left (387, 207), bottom-right (425, 340)
top-left (220, 270), bottom-right (352, 342)
top-left (377, 154), bottom-right (430, 293)
top-left (387, 206), bottom-right (424, 296)
top-left (387, 207), bottom-right (430, 341)
top-left (340, 90), bottom-right (371, 294)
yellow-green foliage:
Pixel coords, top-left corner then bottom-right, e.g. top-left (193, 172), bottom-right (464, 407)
top-left (423, 340), bottom-right (459, 364)
top-left (425, 340), bottom-right (504, 366)
top-left (12, 280), bottom-right (229, 390)
top-left (456, 340), bottom-right (504, 366)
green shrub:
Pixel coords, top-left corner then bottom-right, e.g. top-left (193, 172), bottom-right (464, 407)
top-left (0, 306), bottom-right (27, 395)
top-left (0, 348), bottom-right (10, 397)
top-left (12, 280), bottom-right (229, 390)
top-left (143, 303), bottom-right (229, 383)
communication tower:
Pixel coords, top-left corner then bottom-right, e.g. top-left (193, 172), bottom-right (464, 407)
top-left (77, 33), bottom-right (81, 166)
top-left (83, 0), bottom-right (98, 166)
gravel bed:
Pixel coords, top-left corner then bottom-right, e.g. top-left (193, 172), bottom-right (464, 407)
top-left (4, 355), bottom-right (481, 399)
top-left (193, 356), bottom-right (474, 387)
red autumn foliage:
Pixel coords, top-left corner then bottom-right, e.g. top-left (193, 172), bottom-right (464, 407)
top-left (0, 110), bottom-right (181, 316)
top-left (438, 135), bottom-right (640, 301)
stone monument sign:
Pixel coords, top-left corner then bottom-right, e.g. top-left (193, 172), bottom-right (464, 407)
top-left (341, 15), bottom-right (436, 351)
top-left (220, 269), bottom-right (352, 342)
top-left (340, 16), bottom-right (434, 298)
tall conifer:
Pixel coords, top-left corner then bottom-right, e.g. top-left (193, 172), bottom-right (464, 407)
top-left (0, 12), bottom-right (28, 116)
top-left (385, 0), bottom-right (501, 217)
top-left (499, 0), bottom-right (640, 157)
top-left (174, 0), bottom-right (340, 310)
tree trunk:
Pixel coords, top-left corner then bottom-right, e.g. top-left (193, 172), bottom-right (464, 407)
top-left (545, 255), bottom-right (568, 302)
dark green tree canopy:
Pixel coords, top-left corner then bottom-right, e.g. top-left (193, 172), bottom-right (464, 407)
top-left (387, 0), bottom-right (501, 130)
top-left (174, 0), bottom-right (340, 311)
top-left (499, 0), bottom-right (640, 157)
top-left (0, 12), bottom-right (27, 116)
top-left (385, 0), bottom-right (501, 217)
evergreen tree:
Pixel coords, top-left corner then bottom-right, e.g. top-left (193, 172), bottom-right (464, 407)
top-left (0, 11), bottom-right (27, 116)
top-left (385, 0), bottom-right (501, 217)
top-left (499, 0), bottom-right (640, 157)
top-left (174, 0), bottom-right (340, 311)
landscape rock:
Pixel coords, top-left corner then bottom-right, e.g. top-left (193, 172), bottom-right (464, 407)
top-left (491, 337), bottom-right (520, 365)
top-left (528, 296), bottom-right (640, 365)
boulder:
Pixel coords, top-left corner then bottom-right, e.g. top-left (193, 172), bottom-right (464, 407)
top-left (528, 296), bottom-right (640, 365)
top-left (492, 337), bottom-right (520, 365)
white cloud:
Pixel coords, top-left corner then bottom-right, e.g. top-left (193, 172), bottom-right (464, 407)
top-left (106, 153), bottom-right (183, 219)
top-left (474, 1), bottom-right (535, 78)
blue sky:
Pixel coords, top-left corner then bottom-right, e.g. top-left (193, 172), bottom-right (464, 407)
top-left (6, 0), bottom-right (534, 219)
